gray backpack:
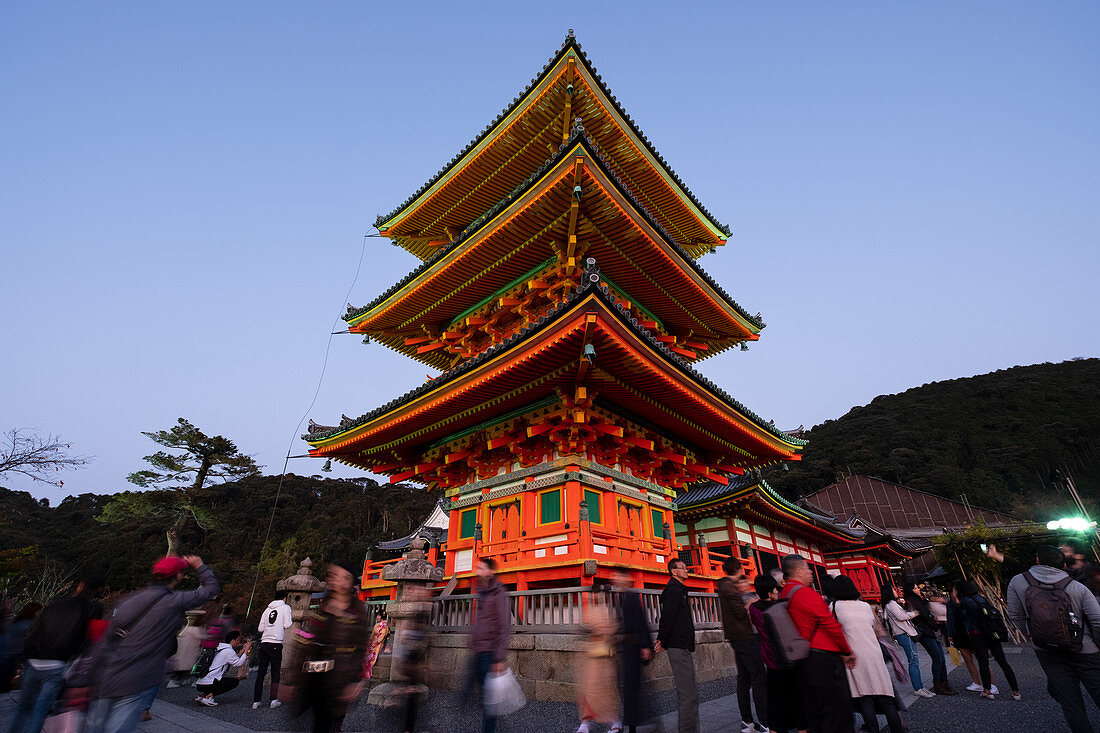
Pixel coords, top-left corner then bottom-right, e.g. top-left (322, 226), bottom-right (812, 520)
top-left (762, 586), bottom-right (812, 667)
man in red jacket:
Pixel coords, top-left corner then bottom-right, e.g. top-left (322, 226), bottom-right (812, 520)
top-left (780, 554), bottom-right (857, 733)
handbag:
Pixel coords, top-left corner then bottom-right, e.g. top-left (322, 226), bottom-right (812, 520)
top-left (879, 639), bottom-right (909, 684)
top-left (484, 667), bottom-right (526, 717)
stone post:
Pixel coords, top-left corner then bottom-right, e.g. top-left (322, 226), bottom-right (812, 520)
top-left (367, 536), bottom-right (444, 703)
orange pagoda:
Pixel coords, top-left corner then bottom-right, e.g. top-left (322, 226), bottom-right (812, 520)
top-left (306, 31), bottom-right (809, 598)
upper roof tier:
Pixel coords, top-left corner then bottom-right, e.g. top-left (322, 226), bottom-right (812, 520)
top-left (347, 133), bottom-right (763, 370)
top-left (376, 31), bottom-right (731, 260)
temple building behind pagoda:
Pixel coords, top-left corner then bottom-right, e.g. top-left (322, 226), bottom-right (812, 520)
top-left (305, 32), bottom-right (913, 599)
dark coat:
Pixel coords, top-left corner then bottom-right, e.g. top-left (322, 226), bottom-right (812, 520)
top-left (25, 594), bottom-right (98, 662)
top-left (470, 576), bottom-right (511, 663)
top-left (657, 577), bottom-right (695, 652)
top-left (616, 588), bottom-right (653, 651)
top-left (717, 576), bottom-right (753, 641)
top-left (97, 564), bottom-right (220, 698)
top-left (284, 594), bottom-right (372, 719)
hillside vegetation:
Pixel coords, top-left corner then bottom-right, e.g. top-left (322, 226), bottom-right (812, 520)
top-left (767, 358), bottom-right (1100, 518)
top-left (0, 474), bottom-right (435, 619)
top-left (3, 359), bottom-right (1096, 618)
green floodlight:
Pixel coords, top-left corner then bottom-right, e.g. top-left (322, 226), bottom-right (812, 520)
top-left (1047, 517), bottom-right (1097, 532)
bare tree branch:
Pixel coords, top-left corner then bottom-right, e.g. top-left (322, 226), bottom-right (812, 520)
top-left (0, 429), bottom-right (91, 488)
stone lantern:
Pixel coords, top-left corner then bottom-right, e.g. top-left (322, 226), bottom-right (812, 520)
top-left (276, 557), bottom-right (327, 622)
top-left (276, 557), bottom-right (327, 678)
top-left (368, 536), bottom-right (444, 703)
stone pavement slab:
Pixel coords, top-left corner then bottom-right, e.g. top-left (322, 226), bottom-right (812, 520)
top-left (5, 646), bottom-right (1094, 732)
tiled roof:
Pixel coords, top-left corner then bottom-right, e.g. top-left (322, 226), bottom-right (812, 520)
top-left (674, 477), bottom-right (862, 541)
top-left (674, 474), bottom-right (760, 508)
top-left (375, 30), bottom-right (730, 238)
top-left (308, 273), bottom-right (800, 449)
top-left (346, 129), bottom-right (764, 330)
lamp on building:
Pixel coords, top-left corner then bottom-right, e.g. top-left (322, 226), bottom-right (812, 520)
top-left (321, 459), bottom-right (332, 473)
top-left (583, 343), bottom-right (596, 364)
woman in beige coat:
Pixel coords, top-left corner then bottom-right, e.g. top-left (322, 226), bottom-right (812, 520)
top-left (576, 584), bottom-right (621, 733)
top-left (832, 575), bottom-right (907, 733)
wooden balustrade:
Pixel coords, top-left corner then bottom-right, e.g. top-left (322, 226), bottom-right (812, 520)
top-left (372, 586), bottom-right (721, 634)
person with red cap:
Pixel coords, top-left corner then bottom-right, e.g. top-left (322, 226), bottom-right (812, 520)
top-left (83, 554), bottom-right (219, 733)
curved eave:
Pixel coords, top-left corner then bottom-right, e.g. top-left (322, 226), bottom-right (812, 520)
top-left (674, 479), bottom-right (861, 546)
top-left (824, 541), bottom-right (925, 562)
top-left (308, 284), bottom-right (801, 462)
top-left (346, 136), bottom-right (763, 362)
top-left (376, 33), bottom-right (729, 256)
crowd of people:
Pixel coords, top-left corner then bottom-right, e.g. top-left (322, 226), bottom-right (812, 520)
top-left (2, 539), bottom-right (1099, 733)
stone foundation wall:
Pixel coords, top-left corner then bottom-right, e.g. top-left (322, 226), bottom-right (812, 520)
top-left (367, 629), bottom-right (734, 703)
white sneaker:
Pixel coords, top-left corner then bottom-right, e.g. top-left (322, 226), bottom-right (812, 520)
top-left (966, 682), bottom-right (983, 692)
top-left (199, 696), bottom-right (218, 707)
top-left (269, 700), bottom-right (282, 709)
top-left (741, 724), bottom-right (758, 733)
top-left (252, 702), bottom-right (262, 709)
top-left (990, 684), bottom-right (999, 695)
top-left (166, 680), bottom-right (182, 688)
top-left (914, 688), bottom-right (936, 698)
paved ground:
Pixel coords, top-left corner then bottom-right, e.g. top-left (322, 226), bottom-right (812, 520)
top-left (3, 646), bottom-right (1097, 731)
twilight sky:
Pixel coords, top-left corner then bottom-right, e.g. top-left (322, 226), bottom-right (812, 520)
top-left (2, 3), bottom-right (1097, 505)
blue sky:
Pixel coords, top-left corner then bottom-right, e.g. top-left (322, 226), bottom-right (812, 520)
top-left (2, 2), bottom-right (1097, 504)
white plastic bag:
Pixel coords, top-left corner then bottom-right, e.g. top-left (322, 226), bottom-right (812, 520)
top-left (484, 667), bottom-right (526, 717)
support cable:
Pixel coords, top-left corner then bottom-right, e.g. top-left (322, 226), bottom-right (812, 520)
top-left (245, 231), bottom-right (370, 616)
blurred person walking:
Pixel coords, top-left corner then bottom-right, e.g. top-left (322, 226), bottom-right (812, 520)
top-left (1008, 545), bottom-right (1100, 733)
top-left (282, 560), bottom-right (371, 733)
top-left (84, 555), bottom-right (219, 733)
top-left (194, 630), bottom-right (250, 706)
top-left (610, 568), bottom-right (651, 733)
top-left (394, 583), bottom-right (432, 733)
top-left (954, 579), bottom-right (1019, 701)
top-left (575, 583), bottom-right (621, 733)
top-left (719, 558), bottom-right (766, 733)
top-left (655, 558), bottom-right (697, 733)
top-left (748, 573), bottom-right (806, 733)
top-left (166, 611), bottom-right (204, 688)
top-left (780, 554), bottom-right (856, 733)
top-left (0, 603), bottom-right (42, 694)
top-left (252, 590), bottom-right (292, 709)
top-left (830, 575), bottom-right (906, 733)
top-left (7, 574), bottom-right (101, 733)
top-left (463, 557), bottom-right (512, 733)
top-left (1061, 539), bottom-right (1100, 597)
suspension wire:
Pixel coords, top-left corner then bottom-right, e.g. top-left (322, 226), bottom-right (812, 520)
top-left (245, 231), bottom-right (371, 617)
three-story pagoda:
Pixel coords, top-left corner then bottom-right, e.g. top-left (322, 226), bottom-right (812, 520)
top-left (305, 32), bottom-right (806, 595)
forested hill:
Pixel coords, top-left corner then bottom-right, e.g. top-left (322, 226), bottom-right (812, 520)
top-left (766, 358), bottom-right (1100, 518)
top-left (0, 474), bottom-right (436, 617)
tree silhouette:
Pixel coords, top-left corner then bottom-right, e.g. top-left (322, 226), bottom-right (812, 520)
top-left (103, 418), bottom-right (260, 554)
top-left (0, 428), bottom-right (89, 488)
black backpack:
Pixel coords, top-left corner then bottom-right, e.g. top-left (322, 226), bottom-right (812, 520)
top-left (1023, 572), bottom-right (1084, 652)
top-left (972, 595), bottom-right (1009, 643)
top-left (191, 646), bottom-right (218, 678)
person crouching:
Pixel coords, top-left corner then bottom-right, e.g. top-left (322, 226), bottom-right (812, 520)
top-left (195, 630), bottom-right (251, 706)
